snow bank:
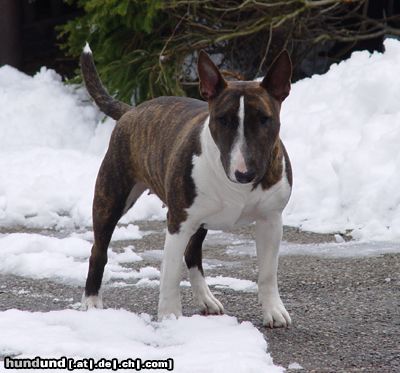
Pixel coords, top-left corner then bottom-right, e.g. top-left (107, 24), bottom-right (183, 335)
top-left (282, 38), bottom-right (400, 241)
top-left (0, 309), bottom-right (282, 373)
top-left (0, 66), bottom-right (164, 229)
top-left (1, 39), bottom-right (400, 240)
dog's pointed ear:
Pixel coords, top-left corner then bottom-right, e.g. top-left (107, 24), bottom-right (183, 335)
top-left (198, 50), bottom-right (227, 100)
top-left (260, 50), bottom-right (292, 102)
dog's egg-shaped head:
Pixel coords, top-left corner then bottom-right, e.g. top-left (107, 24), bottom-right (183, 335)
top-left (197, 50), bottom-right (292, 184)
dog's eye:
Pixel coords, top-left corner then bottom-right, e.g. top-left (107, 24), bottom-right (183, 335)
top-left (216, 116), bottom-right (230, 126)
top-left (259, 115), bottom-right (271, 126)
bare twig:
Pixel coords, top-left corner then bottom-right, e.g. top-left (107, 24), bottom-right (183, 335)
top-left (256, 22), bottom-right (273, 77)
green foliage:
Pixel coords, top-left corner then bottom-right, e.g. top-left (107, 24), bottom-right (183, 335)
top-left (59, 0), bottom-right (398, 105)
top-left (59, 0), bottom-right (184, 103)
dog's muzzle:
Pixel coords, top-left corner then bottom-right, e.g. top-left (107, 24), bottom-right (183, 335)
top-left (234, 170), bottom-right (256, 184)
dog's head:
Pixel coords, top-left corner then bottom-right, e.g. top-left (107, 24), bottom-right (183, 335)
top-left (198, 50), bottom-right (292, 184)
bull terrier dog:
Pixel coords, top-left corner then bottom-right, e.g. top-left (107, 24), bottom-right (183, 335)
top-left (80, 44), bottom-right (293, 328)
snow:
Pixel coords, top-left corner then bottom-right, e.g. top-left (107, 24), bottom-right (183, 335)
top-left (110, 224), bottom-right (142, 241)
top-left (0, 66), bottom-right (164, 230)
top-left (281, 38), bottom-right (400, 241)
top-left (138, 277), bottom-right (257, 292)
top-left (0, 309), bottom-right (282, 373)
top-left (0, 230), bottom-right (261, 290)
top-left (181, 276), bottom-right (257, 292)
top-left (83, 42), bottom-right (92, 54)
top-left (73, 223), bottom-right (144, 241)
top-left (288, 362), bottom-right (304, 370)
top-left (1, 40), bottom-right (400, 241)
top-left (112, 245), bottom-right (142, 263)
top-left (224, 232), bottom-right (400, 258)
top-left (282, 240), bottom-right (400, 257)
top-left (203, 276), bottom-right (257, 292)
top-left (5, 41), bottom-right (400, 372)
top-left (0, 233), bottom-right (158, 285)
top-left (135, 278), bottom-right (160, 288)
top-left (1, 228), bottom-right (394, 291)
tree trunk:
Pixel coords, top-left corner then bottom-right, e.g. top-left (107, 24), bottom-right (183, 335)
top-left (0, 0), bottom-right (22, 68)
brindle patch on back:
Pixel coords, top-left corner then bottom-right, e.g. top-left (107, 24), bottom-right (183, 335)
top-left (118, 97), bottom-right (209, 234)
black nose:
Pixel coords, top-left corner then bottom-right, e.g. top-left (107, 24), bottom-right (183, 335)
top-left (234, 170), bottom-right (256, 184)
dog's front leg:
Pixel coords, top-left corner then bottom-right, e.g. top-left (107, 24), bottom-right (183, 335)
top-left (158, 227), bottom-right (193, 320)
top-left (256, 213), bottom-right (291, 328)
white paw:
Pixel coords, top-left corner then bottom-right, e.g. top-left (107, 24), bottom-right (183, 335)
top-left (189, 268), bottom-right (224, 315)
top-left (195, 286), bottom-right (224, 315)
top-left (81, 293), bottom-right (103, 310)
top-left (158, 298), bottom-right (182, 321)
top-left (262, 298), bottom-right (291, 328)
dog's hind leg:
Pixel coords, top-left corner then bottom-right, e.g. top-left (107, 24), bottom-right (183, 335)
top-left (184, 227), bottom-right (224, 315)
top-left (82, 156), bottom-right (144, 309)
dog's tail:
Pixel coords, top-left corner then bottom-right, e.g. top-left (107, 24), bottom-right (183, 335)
top-left (80, 43), bottom-right (131, 121)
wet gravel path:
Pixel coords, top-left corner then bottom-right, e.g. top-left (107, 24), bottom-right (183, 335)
top-left (0, 221), bottom-right (399, 372)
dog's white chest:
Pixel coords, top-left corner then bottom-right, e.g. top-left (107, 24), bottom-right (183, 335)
top-left (201, 201), bottom-right (260, 230)
top-left (199, 192), bottom-right (255, 230)
top-left (188, 175), bottom-right (290, 230)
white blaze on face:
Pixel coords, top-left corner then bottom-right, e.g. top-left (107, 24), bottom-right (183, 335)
top-left (230, 95), bottom-right (248, 179)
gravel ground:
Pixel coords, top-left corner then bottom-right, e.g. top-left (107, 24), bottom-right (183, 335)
top-left (0, 221), bottom-right (399, 372)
